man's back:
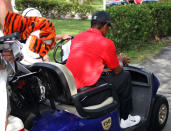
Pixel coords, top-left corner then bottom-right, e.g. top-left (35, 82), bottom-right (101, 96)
top-left (66, 28), bottom-right (119, 89)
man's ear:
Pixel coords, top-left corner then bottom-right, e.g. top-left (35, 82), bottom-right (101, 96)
top-left (102, 24), bottom-right (109, 32)
top-left (104, 24), bottom-right (108, 28)
top-left (101, 24), bottom-right (108, 36)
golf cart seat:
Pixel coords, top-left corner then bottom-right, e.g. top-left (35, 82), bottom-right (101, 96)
top-left (30, 62), bottom-right (118, 119)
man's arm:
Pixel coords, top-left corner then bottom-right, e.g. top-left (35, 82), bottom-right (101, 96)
top-left (0, 0), bottom-right (13, 26)
top-left (112, 55), bottom-right (130, 74)
top-left (55, 34), bottom-right (72, 41)
top-left (5, 115), bottom-right (9, 131)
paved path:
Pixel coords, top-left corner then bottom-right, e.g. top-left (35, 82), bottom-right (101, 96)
top-left (140, 43), bottom-right (171, 131)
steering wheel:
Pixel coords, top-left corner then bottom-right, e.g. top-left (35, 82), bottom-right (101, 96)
top-left (53, 37), bottom-right (73, 64)
top-left (53, 40), bottom-right (64, 64)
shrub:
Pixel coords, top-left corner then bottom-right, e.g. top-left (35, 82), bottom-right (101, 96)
top-left (145, 3), bottom-right (171, 37)
top-left (16, 0), bottom-right (94, 19)
top-left (106, 3), bottom-right (171, 51)
top-left (74, 4), bottom-right (94, 19)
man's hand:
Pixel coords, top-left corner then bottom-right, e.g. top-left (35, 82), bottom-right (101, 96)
top-left (0, 50), bottom-right (14, 70)
top-left (42, 54), bottom-right (50, 62)
top-left (55, 34), bottom-right (72, 41)
top-left (118, 54), bottom-right (130, 66)
top-left (112, 54), bottom-right (130, 75)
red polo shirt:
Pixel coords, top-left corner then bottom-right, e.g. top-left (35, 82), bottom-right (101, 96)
top-left (66, 28), bottom-right (119, 89)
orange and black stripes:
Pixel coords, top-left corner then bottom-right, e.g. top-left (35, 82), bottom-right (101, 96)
top-left (3, 12), bottom-right (56, 57)
top-left (29, 35), bottom-right (51, 57)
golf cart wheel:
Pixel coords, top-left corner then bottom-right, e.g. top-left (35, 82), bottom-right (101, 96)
top-left (149, 94), bottom-right (169, 131)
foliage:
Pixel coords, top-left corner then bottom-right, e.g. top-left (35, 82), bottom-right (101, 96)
top-left (47, 19), bottom-right (170, 63)
top-left (16, 1), bottom-right (171, 54)
top-left (16, 0), bottom-right (94, 19)
top-left (144, 3), bottom-right (171, 37)
top-left (160, 0), bottom-right (171, 2)
top-left (106, 3), bottom-right (171, 52)
top-left (74, 4), bottom-right (94, 19)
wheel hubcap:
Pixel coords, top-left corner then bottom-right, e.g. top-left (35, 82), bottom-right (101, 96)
top-left (158, 104), bottom-right (167, 125)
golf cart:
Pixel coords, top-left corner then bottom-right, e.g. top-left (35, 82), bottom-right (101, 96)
top-left (1, 33), bottom-right (168, 131)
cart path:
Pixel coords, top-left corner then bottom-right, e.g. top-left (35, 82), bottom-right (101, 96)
top-left (140, 42), bottom-right (171, 131)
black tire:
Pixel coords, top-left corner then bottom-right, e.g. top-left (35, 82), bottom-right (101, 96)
top-left (148, 94), bottom-right (169, 131)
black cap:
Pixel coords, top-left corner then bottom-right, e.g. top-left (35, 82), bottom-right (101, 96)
top-left (92, 11), bottom-right (111, 26)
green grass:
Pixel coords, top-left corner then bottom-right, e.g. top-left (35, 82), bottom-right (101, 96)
top-left (122, 41), bottom-right (170, 64)
top-left (50, 19), bottom-right (90, 35)
top-left (48, 19), bottom-right (171, 64)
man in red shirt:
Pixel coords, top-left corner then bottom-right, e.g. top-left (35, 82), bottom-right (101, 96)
top-left (66, 11), bottom-right (141, 129)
